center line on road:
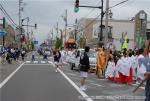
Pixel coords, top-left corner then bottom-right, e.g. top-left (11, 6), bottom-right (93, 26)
top-left (57, 68), bottom-right (93, 101)
top-left (0, 62), bottom-right (25, 89)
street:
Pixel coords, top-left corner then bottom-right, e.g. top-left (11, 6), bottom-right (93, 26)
top-left (0, 53), bottom-right (145, 101)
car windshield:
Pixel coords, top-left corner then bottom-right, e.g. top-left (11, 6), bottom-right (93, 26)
top-left (88, 51), bottom-right (96, 58)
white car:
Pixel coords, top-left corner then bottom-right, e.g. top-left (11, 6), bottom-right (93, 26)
top-left (70, 49), bottom-right (97, 71)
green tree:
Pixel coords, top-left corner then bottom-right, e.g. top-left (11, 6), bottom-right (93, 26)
top-left (54, 37), bottom-right (63, 49)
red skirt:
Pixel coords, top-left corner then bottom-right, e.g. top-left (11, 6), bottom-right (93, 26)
top-left (115, 72), bottom-right (126, 83)
top-left (125, 68), bottom-right (133, 84)
top-left (107, 77), bottom-right (114, 81)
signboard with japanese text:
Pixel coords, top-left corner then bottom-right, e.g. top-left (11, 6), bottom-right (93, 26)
top-left (135, 10), bottom-right (147, 49)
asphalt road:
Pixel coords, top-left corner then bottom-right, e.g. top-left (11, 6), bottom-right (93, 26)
top-left (1, 64), bottom-right (83, 101)
top-left (0, 52), bottom-right (146, 101)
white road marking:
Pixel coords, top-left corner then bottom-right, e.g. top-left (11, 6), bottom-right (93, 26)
top-left (26, 61), bottom-right (31, 63)
top-left (41, 61), bottom-right (46, 64)
top-left (90, 83), bottom-right (104, 87)
top-left (0, 62), bottom-right (25, 88)
top-left (24, 64), bottom-right (52, 66)
top-left (34, 61), bottom-right (38, 63)
top-left (66, 72), bottom-right (77, 76)
top-left (57, 68), bottom-right (93, 101)
top-left (48, 61), bottom-right (53, 64)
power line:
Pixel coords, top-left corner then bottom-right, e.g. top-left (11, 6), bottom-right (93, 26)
top-left (1, 0), bottom-right (9, 6)
top-left (109, 0), bottom-right (129, 9)
top-left (77, 0), bottom-right (130, 33)
top-left (0, 3), bottom-right (17, 26)
top-left (0, 3), bottom-right (18, 27)
top-left (81, 1), bottom-right (100, 19)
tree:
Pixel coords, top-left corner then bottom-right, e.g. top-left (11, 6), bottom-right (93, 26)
top-left (54, 37), bottom-right (63, 49)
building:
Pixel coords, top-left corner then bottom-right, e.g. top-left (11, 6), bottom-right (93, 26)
top-left (0, 24), bottom-right (16, 48)
top-left (93, 19), bottom-right (150, 50)
top-left (77, 18), bottom-right (98, 44)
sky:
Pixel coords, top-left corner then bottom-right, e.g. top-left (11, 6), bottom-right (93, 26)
top-left (0, 0), bottom-right (150, 44)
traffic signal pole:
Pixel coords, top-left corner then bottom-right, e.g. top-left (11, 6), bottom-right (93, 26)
top-left (74, 0), bottom-right (104, 45)
top-left (100, 0), bottom-right (104, 43)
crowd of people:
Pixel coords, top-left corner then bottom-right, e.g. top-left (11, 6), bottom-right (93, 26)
top-left (0, 47), bottom-right (26, 64)
top-left (105, 48), bottom-right (150, 85)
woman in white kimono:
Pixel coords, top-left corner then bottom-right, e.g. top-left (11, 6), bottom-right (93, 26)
top-left (105, 56), bottom-right (116, 81)
top-left (116, 53), bottom-right (131, 83)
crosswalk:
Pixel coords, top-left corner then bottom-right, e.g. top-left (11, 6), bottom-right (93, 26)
top-left (26, 56), bottom-right (53, 59)
top-left (25, 61), bottom-right (53, 64)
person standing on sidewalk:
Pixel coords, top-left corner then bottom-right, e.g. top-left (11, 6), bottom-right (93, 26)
top-left (79, 46), bottom-right (90, 91)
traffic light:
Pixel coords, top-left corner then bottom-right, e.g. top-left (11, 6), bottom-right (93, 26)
top-left (35, 24), bottom-right (37, 29)
top-left (74, 0), bottom-right (79, 13)
top-left (3, 17), bottom-right (5, 28)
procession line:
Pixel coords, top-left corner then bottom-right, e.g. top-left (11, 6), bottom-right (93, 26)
top-left (0, 62), bottom-right (25, 89)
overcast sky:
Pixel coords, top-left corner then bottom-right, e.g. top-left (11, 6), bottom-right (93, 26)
top-left (0, 0), bottom-right (150, 44)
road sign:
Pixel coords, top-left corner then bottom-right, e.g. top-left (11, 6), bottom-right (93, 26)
top-left (34, 41), bottom-right (38, 44)
top-left (0, 31), bottom-right (6, 36)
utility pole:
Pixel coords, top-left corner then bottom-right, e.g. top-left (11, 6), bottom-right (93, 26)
top-left (51, 29), bottom-right (53, 46)
top-left (104, 0), bottom-right (109, 47)
top-left (19, 0), bottom-right (23, 48)
top-left (99, 0), bottom-right (104, 44)
top-left (75, 18), bottom-right (77, 45)
top-left (65, 9), bottom-right (68, 41)
top-left (56, 22), bottom-right (59, 36)
top-left (27, 17), bottom-right (29, 40)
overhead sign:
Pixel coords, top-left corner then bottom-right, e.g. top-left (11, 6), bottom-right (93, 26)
top-left (34, 41), bottom-right (38, 44)
top-left (0, 31), bottom-right (6, 36)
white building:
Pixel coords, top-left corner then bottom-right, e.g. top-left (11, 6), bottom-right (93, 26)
top-left (93, 19), bottom-right (150, 50)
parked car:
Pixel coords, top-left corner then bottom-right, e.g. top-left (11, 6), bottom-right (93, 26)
top-left (69, 49), bottom-right (97, 72)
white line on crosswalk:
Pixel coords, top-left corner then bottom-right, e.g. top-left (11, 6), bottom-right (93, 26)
top-left (41, 61), bottom-right (46, 64)
top-left (34, 61), bottom-right (38, 63)
top-left (26, 61), bottom-right (31, 63)
top-left (48, 61), bottom-right (53, 64)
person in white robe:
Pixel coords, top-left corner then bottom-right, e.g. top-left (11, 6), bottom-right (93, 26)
top-left (105, 56), bottom-right (116, 81)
